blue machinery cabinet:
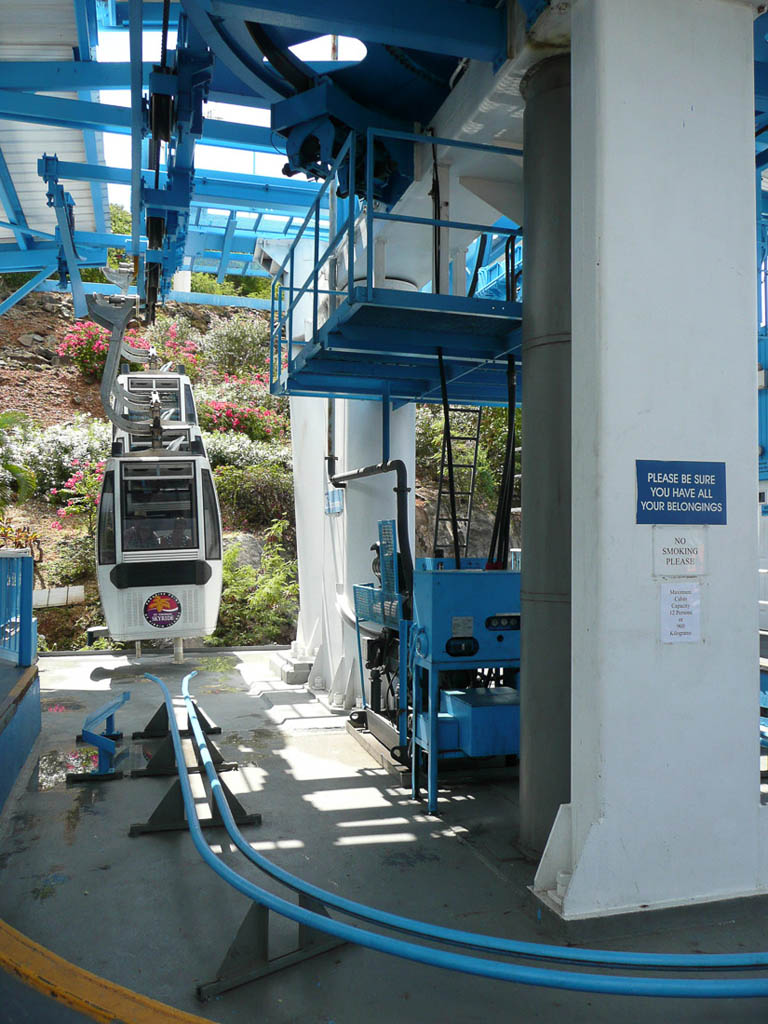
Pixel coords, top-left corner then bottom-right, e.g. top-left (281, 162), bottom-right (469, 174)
top-left (354, 527), bottom-right (521, 814)
top-left (411, 559), bottom-right (521, 812)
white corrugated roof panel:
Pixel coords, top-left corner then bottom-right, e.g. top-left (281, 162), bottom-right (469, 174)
top-left (0, 0), bottom-right (107, 248)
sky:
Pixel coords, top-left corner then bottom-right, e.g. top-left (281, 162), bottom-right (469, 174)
top-left (95, 30), bottom-right (366, 209)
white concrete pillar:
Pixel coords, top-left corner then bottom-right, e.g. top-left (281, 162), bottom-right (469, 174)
top-left (172, 270), bottom-right (191, 292)
top-left (536, 0), bottom-right (764, 917)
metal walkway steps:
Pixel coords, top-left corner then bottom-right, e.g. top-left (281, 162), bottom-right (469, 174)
top-left (271, 287), bottom-right (522, 406)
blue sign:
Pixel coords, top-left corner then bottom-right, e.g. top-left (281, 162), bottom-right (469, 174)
top-left (636, 460), bottom-right (726, 525)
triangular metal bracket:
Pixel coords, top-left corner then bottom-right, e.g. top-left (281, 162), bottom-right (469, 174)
top-left (196, 894), bottom-right (345, 1002)
top-left (132, 698), bottom-right (221, 739)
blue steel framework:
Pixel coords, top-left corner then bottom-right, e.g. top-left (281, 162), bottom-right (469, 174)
top-left (0, 0), bottom-right (515, 317)
top-left (269, 128), bottom-right (522, 407)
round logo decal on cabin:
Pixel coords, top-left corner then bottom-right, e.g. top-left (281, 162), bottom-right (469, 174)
top-left (143, 592), bottom-right (182, 628)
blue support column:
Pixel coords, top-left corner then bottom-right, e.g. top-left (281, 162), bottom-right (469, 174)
top-left (47, 184), bottom-right (87, 317)
top-left (217, 211), bottom-right (237, 282)
top-left (0, 147), bottom-right (30, 250)
top-left (129, 0), bottom-right (144, 259)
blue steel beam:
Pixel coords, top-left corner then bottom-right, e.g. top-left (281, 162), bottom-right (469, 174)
top-left (0, 148), bottom-right (30, 251)
top-left (0, 92), bottom-right (283, 152)
top-left (206, 0), bottom-right (506, 61)
top-left (41, 158), bottom-right (324, 213)
top-left (0, 221), bottom-right (54, 240)
top-left (217, 211), bottom-right (237, 282)
top-left (34, 279), bottom-right (270, 309)
top-left (0, 57), bottom-right (352, 96)
top-left (113, 1), bottom-right (181, 26)
top-left (47, 185), bottom-right (87, 317)
top-left (0, 61), bottom-right (155, 91)
top-left (0, 265), bottom-right (58, 318)
top-left (129, 0), bottom-right (144, 259)
top-left (0, 242), bottom-right (106, 270)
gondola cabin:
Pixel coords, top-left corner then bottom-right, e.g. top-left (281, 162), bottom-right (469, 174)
top-left (96, 451), bottom-right (222, 641)
top-left (112, 370), bottom-right (201, 454)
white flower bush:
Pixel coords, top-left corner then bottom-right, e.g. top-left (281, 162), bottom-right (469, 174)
top-left (13, 414), bottom-right (111, 493)
top-left (202, 431), bottom-right (291, 469)
top-left (199, 313), bottom-right (269, 373)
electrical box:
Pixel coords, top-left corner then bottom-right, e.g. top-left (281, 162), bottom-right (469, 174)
top-left (412, 558), bottom-right (521, 672)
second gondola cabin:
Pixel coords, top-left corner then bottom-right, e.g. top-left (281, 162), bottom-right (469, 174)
top-left (96, 450), bottom-right (223, 641)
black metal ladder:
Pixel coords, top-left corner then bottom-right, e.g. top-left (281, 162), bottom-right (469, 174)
top-left (433, 406), bottom-right (483, 558)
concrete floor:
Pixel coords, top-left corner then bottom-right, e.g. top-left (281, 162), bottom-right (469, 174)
top-left (0, 649), bottom-right (766, 1023)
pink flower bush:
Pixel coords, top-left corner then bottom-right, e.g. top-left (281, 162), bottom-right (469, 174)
top-left (49, 459), bottom-right (105, 539)
top-left (57, 322), bottom-right (144, 380)
top-left (198, 398), bottom-right (287, 442)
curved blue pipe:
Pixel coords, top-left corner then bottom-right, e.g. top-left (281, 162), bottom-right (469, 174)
top-left (144, 673), bottom-right (768, 997)
top-left (179, 672), bottom-right (768, 974)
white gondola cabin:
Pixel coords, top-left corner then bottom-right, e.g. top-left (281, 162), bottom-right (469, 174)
top-left (96, 451), bottom-right (222, 641)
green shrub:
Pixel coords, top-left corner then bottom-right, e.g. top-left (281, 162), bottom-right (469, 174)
top-left (142, 314), bottom-right (204, 377)
top-left (213, 464), bottom-right (294, 532)
top-left (414, 404), bottom-right (521, 504)
top-left (208, 521), bottom-right (298, 646)
top-left (202, 432), bottom-right (291, 470)
top-left (46, 534), bottom-right (95, 586)
top-left (201, 314), bottom-right (269, 373)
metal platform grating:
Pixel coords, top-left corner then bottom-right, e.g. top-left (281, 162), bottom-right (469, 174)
top-left (272, 287), bottom-right (522, 406)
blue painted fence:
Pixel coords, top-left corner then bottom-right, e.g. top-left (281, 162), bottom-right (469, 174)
top-left (0, 551), bottom-right (37, 667)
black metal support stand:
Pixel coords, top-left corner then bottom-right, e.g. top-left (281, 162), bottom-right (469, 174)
top-left (132, 696), bottom-right (221, 739)
top-left (129, 772), bottom-right (260, 836)
top-left (130, 733), bottom-right (236, 777)
top-left (196, 894), bottom-right (345, 1002)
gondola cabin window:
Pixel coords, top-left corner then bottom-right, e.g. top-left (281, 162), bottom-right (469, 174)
top-left (121, 462), bottom-right (198, 551)
top-left (98, 471), bottom-right (116, 565)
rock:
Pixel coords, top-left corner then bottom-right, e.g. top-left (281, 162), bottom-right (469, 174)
top-left (17, 333), bottom-right (43, 348)
top-left (42, 301), bottom-right (58, 313)
top-left (72, 396), bottom-right (81, 405)
top-left (414, 484), bottom-right (522, 559)
top-left (223, 532), bottom-right (263, 571)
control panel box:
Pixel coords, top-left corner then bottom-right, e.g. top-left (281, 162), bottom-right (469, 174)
top-left (412, 560), bottom-right (521, 671)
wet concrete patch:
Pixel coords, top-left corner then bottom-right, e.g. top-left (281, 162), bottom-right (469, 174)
top-left (64, 786), bottom-right (106, 842)
top-left (32, 748), bottom-right (99, 791)
top-left (382, 847), bottom-right (441, 869)
top-left (30, 871), bottom-right (69, 901)
top-left (192, 655), bottom-right (240, 674)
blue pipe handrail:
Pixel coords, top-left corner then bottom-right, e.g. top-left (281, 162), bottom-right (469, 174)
top-left (269, 128), bottom-right (524, 392)
top-left (136, 671), bottom-right (768, 997)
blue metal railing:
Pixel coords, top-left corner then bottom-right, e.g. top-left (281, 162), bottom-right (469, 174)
top-left (269, 128), bottom-right (523, 391)
top-left (138, 671), bottom-right (768, 999)
top-left (0, 550), bottom-right (36, 667)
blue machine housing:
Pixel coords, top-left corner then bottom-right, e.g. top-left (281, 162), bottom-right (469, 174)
top-left (411, 558), bottom-right (521, 800)
top-left (352, 528), bottom-right (522, 813)
top-left (412, 557), bottom-right (521, 670)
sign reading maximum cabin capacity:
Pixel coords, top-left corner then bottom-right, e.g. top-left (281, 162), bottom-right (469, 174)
top-left (636, 460), bottom-right (726, 525)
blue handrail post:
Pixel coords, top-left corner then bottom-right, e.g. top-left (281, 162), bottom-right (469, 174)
top-left (18, 555), bottom-right (35, 667)
top-left (288, 248), bottom-right (294, 369)
top-left (348, 133), bottom-right (356, 305)
top-left (313, 199), bottom-right (320, 340)
top-left (366, 127), bottom-right (374, 301)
